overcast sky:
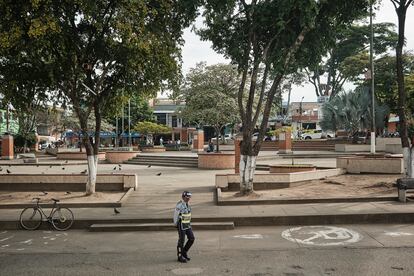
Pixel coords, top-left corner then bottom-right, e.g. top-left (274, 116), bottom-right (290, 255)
top-left (180, 1), bottom-right (414, 103)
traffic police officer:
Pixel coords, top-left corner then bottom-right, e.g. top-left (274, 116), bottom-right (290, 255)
top-left (173, 191), bottom-right (195, 263)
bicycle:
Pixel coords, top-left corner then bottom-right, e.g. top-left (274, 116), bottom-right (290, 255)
top-left (19, 197), bottom-right (74, 231)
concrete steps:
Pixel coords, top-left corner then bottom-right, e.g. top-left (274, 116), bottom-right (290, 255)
top-left (89, 222), bottom-right (235, 231)
top-left (125, 155), bottom-right (198, 168)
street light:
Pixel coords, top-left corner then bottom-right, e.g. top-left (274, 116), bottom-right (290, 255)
top-left (299, 96), bottom-right (304, 139)
top-left (369, 0), bottom-right (376, 153)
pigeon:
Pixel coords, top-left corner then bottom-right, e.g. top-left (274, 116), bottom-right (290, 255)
top-left (81, 169), bottom-right (87, 174)
top-left (0, 167), bottom-right (3, 171)
top-left (65, 191), bottom-right (71, 195)
top-left (118, 167), bottom-right (122, 171)
top-left (62, 167), bottom-right (65, 170)
top-left (147, 165), bottom-right (151, 168)
top-left (113, 167), bottom-right (117, 170)
top-left (41, 191), bottom-right (48, 195)
top-left (118, 164), bottom-right (122, 167)
top-left (65, 160), bottom-right (69, 164)
top-left (6, 169), bottom-right (11, 174)
top-left (49, 165), bottom-right (52, 168)
top-left (114, 208), bottom-right (120, 214)
top-left (156, 172), bottom-right (162, 176)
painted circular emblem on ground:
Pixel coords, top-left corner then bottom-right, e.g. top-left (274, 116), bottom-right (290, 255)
top-left (171, 267), bottom-right (204, 275)
top-left (281, 226), bottom-right (362, 246)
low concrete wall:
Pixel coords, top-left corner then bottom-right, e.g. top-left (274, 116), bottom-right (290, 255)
top-left (141, 147), bottom-right (166, 153)
top-left (0, 174), bottom-right (137, 191)
top-left (335, 144), bottom-right (371, 152)
top-left (198, 152), bottom-right (235, 169)
top-left (376, 138), bottom-right (402, 151)
top-left (385, 144), bottom-right (403, 154)
top-left (269, 165), bottom-right (316, 173)
top-left (56, 152), bottom-right (106, 160)
top-left (336, 157), bottom-right (403, 174)
top-left (216, 168), bottom-right (345, 190)
top-left (106, 151), bottom-right (139, 164)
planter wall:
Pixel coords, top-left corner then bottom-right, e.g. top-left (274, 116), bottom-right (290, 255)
top-left (106, 151), bottom-right (140, 164)
top-left (335, 144), bottom-right (371, 152)
top-left (198, 152), bottom-right (235, 169)
top-left (141, 147), bottom-right (166, 153)
top-left (269, 165), bottom-right (316, 173)
top-left (336, 156), bottom-right (403, 174)
top-left (56, 152), bottom-right (106, 160)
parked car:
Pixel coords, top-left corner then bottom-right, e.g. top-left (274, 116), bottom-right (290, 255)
top-left (301, 130), bottom-right (335, 140)
top-left (211, 134), bottom-right (233, 142)
top-left (252, 132), bottom-right (271, 141)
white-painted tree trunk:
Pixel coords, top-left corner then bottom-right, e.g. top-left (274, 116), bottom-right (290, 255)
top-left (239, 154), bottom-right (257, 194)
top-left (86, 155), bottom-right (98, 195)
top-left (403, 147), bottom-right (414, 178)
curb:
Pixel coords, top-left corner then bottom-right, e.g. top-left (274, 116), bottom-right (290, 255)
top-left (0, 201), bottom-right (121, 209)
top-left (216, 188), bottom-right (398, 205)
top-left (2, 212), bottom-right (414, 231)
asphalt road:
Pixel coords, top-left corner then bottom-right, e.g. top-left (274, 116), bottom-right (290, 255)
top-left (1, 224), bottom-right (414, 276)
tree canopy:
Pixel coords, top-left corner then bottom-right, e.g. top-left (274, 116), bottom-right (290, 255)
top-left (179, 63), bottom-right (240, 151)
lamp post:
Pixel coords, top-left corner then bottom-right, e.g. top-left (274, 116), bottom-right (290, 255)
top-left (299, 96), bottom-right (304, 139)
top-left (369, 0), bottom-right (376, 153)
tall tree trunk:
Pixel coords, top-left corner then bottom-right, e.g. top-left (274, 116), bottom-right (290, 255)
top-left (239, 154), bottom-right (256, 194)
top-left (394, 2), bottom-right (412, 177)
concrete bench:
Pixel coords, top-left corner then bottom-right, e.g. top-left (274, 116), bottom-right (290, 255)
top-left (396, 178), bottom-right (414, 203)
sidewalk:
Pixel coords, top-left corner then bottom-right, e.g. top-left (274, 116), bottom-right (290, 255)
top-left (1, 161), bottom-right (414, 230)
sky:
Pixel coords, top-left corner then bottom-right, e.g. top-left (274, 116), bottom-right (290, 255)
top-left (180, 1), bottom-right (414, 103)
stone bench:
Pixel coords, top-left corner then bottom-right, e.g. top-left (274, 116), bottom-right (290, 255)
top-left (396, 178), bottom-right (414, 203)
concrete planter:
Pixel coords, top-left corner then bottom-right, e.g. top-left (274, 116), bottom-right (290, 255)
top-left (198, 152), bottom-right (235, 169)
top-left (336, 156), bottom-right (403, 174)
top-left (106, 151), bottom-right (140, 164)
top-left (269, 164), bottom-right (316, 173)
top-left (56, 151), bottom-right (106, 160)
top-left (141, 147), bottom-right (166, 153)
top-left (335, 144), bottom-right (371, 152)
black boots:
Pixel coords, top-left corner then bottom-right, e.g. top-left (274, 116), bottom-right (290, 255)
top-left (182, 252), bottom-right (191, 261)
top-left (177, 246), bottom-right (187, 263)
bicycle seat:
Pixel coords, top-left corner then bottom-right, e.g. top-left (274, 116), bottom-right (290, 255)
top-left (51, 198), bottom-right (60, 202)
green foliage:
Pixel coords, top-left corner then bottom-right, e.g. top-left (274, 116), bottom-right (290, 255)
top-left (180, 63), bottom-right (240, 131)
top-left (133, 121), bottom-right (170, 135)
top-left (13, 132), bottom-right (37, 148)
top-left (320, 87), bottom-right (389, 135)
top-left (305, 22), bottom-right (398, 98)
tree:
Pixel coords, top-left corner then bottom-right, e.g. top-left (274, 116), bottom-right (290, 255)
top-left (390, 0), bottom-right (414, 177)
top-left (0, 1), bottom-right (199, 194)
top-left (320, 88), bottom-right (389, 140)
top-left (305, 22), bottom-right (397, 99)
top-left (199, 0), bottom-right (372, 195)
top-left (180, 63), bottom-right (240, 152)
top-left (133, 121), bottom-right (170, 145)
top-left (373, 53), bottom-right (414, 113)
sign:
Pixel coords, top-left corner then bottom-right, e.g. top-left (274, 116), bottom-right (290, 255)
top-left (281, 226), bottom-right (362, 246)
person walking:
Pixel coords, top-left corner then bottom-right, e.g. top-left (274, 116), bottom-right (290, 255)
top-left (173, 191), bottom-right (195, 263)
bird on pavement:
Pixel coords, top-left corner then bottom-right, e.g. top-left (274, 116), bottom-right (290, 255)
top-left (81, 169), bottom-right (87, 174)
top-left (118, 164), bottom-right (122, 167)
top-left (62, 167), bottom-right (65, 170)
top-left (0, 167), bottom-right (3, 171)
top-left (147, 165), bottom-right (151, 168)
top-left (6, 169), bottom-right (11, 174)
top-left (118, 167), bottom-right (122, 171)
top-left (49, 165), bottom-right (52, 168)
top-left (113, 167), bottom-right (117, 170)
top-left (65, 160), bottom-right (69, 164)
top-left (114, 208), bottom-right (120, 214)
top-left (156, 172), bottom-right (162, 176)
top-left (41, 191), bottom-right (48, 195)
top-left (65, 191), bottom-right (71, 195)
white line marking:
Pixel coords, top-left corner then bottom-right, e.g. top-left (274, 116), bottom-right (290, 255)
top-left (20, 239), bottom-right (33, 244)
top-left (1, 244), bottom-right (10, 248)
top-left (0, 236), bottom-right (14, 242)
top-left (0, 231), bottom-right (7, 235)
top-left (16, 248), bottom-right (25, 251)
top-left (384, 232), bottom-right (414, 237)
top-left (233, 234), bottom-right (264, 239)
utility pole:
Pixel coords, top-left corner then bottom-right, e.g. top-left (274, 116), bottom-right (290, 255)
top-left (128, 98), bottom-right (131, 148)
top-left (299, 96), bottom-right (304, 139)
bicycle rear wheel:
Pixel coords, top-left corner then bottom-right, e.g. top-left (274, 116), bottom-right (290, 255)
top-left (51, 207), bottom-right (74, 231)
top-left (20, 208), bottom-right (42, 230)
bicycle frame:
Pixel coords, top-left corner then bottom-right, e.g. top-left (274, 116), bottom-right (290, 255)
top-left (33, 200), bottom-right (59, 221)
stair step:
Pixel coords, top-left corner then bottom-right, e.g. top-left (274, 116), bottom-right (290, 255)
top-left (89, 222), bottom-right (234, 231)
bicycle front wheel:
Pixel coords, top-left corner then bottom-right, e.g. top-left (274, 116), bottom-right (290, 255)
top-left (20, 208), bottom-right (42, 230)
top-left (51, 207), bottom-right (74, 231)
